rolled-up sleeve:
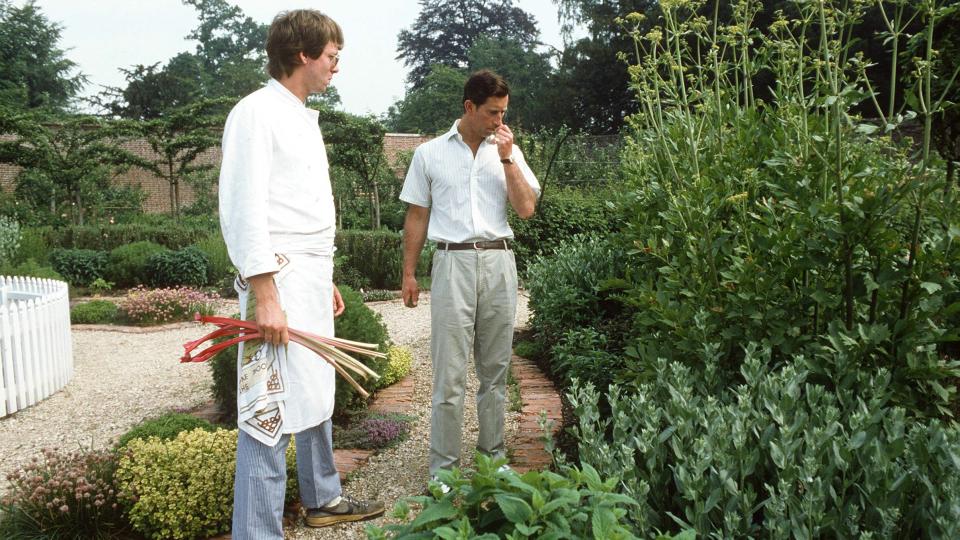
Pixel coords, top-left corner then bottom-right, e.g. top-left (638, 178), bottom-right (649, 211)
top-left (399, 147), bottom-right (431, 207)
top-left (513, 146), bottom-right (541, 197)
top-left (218, 100), bottom-right (280, 279)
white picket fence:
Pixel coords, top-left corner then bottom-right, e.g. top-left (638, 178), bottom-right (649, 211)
top-left (0, 276), bottom-right (73, 418)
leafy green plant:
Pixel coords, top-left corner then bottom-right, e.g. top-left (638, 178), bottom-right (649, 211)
top-left (88, 277), bottom-right (114, 295)
top-left (49, 248), bottom-right (108, 287)
top-left (509, 185), bottom-right (622, 274)
top-left (605, 0), bottom-right (960, 415)
top-left (0, 215), bottom-right (20, 264)
top-left (10, 226), bottom-right (52, 265)
top-left (116, 412), bottom-right (216, 448)
top-left (0, 258), bottom-right (64, 282)
top-left (145, 246), bottom-right (209, 287)
top-left (71, 300), bottom-right (119, 324)
top-left (525, 235), bottom-right (630, 364)
top-left (193, 234), bottom-right (233, 287)
top-left (377, 345), bottom-right (413, 388)
top-left (334, 284), bottom-right (390, 415)
top-left (565, 346), bottom-right (960, 537)
top-left (106, 240), bottom-right (167, 288)
top-left (367, 453), bottom-right (643, 539)
top-left (0, 448), bottom-right (126, 539)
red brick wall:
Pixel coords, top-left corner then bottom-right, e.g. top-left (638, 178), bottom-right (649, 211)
top-left (0, 132), bottom-right (431, 214)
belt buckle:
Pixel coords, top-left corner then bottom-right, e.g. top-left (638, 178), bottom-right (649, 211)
top-left (472, 242), bottom-right (481, 250)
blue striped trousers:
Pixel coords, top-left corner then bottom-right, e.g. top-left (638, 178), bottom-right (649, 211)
top-left (232, 420), bottom-right (341, 539)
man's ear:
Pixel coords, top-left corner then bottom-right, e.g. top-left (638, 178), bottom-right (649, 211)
top-left (464, 100), bottom-right (474, 114)
top-left (297, 51), bottom-right (308, 65)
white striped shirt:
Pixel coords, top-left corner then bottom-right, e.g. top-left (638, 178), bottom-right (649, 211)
top-left (399, 120), bottom-right (540, 243)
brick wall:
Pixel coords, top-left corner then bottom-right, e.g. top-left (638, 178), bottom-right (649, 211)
top-left (0, 132), bottom-right (431, 214)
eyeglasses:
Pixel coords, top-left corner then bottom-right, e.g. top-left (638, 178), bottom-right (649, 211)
top-left (329, 53), bottom-right (340, 66)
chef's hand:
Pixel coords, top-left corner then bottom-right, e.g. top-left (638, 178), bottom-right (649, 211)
top-left (333, 285), bottom-right (345, 317)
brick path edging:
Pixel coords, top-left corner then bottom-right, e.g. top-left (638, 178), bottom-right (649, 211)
top-left (509, 354), bottom-right (562, 472)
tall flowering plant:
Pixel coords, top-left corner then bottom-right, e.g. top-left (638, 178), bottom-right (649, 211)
top-left (182, 314), bottom-right (383, 398)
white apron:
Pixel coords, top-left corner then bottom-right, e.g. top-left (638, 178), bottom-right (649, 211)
top-left (235, 252), bottom-right (336, 446)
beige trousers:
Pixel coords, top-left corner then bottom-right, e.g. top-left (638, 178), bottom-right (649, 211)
top-left (429, 248), bottom-right (518, 474)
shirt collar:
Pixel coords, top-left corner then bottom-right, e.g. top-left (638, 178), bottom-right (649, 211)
top-left (267, 79), bottom-right (320, 121)
top-left (445, 119), bottom-right (496, 148)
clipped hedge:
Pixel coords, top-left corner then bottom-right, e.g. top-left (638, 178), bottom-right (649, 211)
top-left (31, 223), bottom-right (210, 252)
top-left (332, 284), bottom-right (390, 416)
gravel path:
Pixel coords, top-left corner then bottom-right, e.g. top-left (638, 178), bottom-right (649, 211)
top-left (0, 292), bottom-right (531, 538)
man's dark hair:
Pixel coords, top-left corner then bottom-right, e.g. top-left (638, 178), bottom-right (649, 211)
top-left (462, 70), bottom-right (510, 108)
top-left (267, 10), bottom-right (343, 79)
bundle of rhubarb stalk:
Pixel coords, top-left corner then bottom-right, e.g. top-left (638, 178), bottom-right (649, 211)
top-left (181, 314), bottom-right (383, 398)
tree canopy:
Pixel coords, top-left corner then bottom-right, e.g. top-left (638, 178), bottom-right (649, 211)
top-left (0, 0), bottom-right (85, 113)
top-left (396, 0), bottom-right (541, 89)
top-left (101, 0), bottom-right (267, 119)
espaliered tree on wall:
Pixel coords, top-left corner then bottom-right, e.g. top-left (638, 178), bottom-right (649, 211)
top-left (318, 107), bottom-right (395, 230)
top-left (0, 114), bottom-right (145, 226)
top-left (136, 98), bottom-right (231, 218)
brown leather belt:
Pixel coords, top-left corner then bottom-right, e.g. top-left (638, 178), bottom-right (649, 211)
top-left (436, 239), bottom-right (511, 250)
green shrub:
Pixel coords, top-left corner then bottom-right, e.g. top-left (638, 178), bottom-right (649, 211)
top-left (509, 185), bottom-right (621, 274)
top-left (71, 300), bottom-right (119, 324)
top-left (49, 248), bottom-right (108, 287)
top-left (566, 347), bottom-right (960, 537)
top-left (334, 229), bottom-right (433, 290)
top-left (0, 448), bottom-right (126, 539)
top-left (0, 258), bottom-right (64, 282)
top-left (525, 235), bottom-right (630, 355)
top-left (145, 246), bottom-right (209, 287)
top-left (334, 285), bottom-right (390, 415)
top-left (367, 453), bottom-right (645, 539)
top-left (117, 413), bottom-right (216, 448)
top-left (116, 428), bottom-right (297, 540)
top-left (551, 328), bottom-right (621, 390)
top-left (12, 226), bottom-right (52, 265)
top-left (193, 234), bottom-right (233, 286)
top-left (117, 428), bottom-right (235, 540)
top-left (0, 215), bottom-right (20, 265)
top-left (106, 241), bottom-right (167, 288)
top-left (377, 345), bottom-right (413, 389)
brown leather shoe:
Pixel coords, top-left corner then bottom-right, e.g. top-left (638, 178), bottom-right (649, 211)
top-left (304, 495), bottom-right (385, 528)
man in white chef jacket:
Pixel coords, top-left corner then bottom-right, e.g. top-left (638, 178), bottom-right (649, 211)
top-left (218, 10), bottom-right (383, 538)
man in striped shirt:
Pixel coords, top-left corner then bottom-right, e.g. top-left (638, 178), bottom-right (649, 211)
top-left (399, 70), bottom-right (541, 488)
